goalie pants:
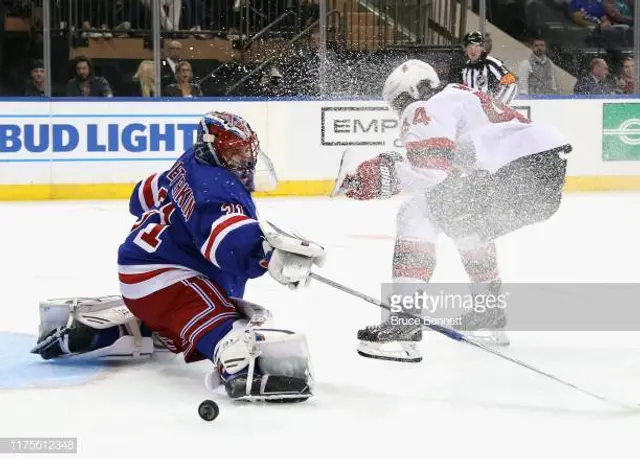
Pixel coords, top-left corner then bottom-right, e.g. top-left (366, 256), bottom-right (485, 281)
top-left (398, 150), bottom-right (567, 244)
top-left (121, 276), bottom-right (240, 362)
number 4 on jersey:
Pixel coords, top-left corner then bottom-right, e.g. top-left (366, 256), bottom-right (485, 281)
top-left (412, 107), bottom-right (431, 125)
top-left (403, 107), bottom-right (431, 136)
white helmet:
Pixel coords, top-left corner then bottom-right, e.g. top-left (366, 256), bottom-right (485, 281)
top-left (382, 59), bottom-right (441, 111)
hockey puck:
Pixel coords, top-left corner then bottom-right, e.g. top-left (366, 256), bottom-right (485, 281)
top-left (198, 400), bottom-right (219, 422)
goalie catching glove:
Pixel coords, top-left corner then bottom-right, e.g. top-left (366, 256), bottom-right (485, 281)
top-left (333, 152), bottom-right (403, 200)
top-left (260, 221), bottom-right (326, 290)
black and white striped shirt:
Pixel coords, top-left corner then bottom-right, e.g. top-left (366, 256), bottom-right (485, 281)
top-left (461, 55), bottom-right (518, 105)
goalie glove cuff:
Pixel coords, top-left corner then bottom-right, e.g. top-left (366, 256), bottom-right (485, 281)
top-left (259, 221), bottom-right (326, 289)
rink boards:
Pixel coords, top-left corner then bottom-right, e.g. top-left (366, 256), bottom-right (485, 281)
top-left (0, 97), bottom-right (639, 200)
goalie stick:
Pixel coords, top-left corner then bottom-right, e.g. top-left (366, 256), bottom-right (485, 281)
top-left (308, 271), bottom-right (640, 411)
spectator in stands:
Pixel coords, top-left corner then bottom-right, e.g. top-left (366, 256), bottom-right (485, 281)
top-left (161, 41), bottom-right (182, 88)
top-left (141, 0), bottom-right (182, 31)
top-left (202, 40), bottom-right (256, 96)
top-left (163, 61), bottom-right (203, 97)
top-left (517, 38), bottom-right (558, 95)
top-left (24, 60), bottom-right (45, 97)
top-left (569, 0), bottom-right (611, 28)
top-left (615, 56), bottom-right (633, 93)
top-left (132, 60), bottom-right (156, 97)
top-left (573, 58), bottom-right (614, 94)
top-left (81, 21), bottom-right (106, 39)
top-left (299, 0), bottom-right (320, 28)
top-left (604, 0), bottom-right (633, 25)
top-left (65, 56), bottom-right (113, 97)
top-left (260, 66), bottom-right (286, 96)
top-left (570, 0), bottom-right (630, 50)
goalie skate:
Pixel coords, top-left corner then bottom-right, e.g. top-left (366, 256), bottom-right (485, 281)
top-left (356, 316), bottom-right (423, 363)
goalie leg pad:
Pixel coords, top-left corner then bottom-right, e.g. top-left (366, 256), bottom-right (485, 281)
top-left (214, 321), bottom-right (313, 402)
top-left (32, 296), bottom-right (154, 361)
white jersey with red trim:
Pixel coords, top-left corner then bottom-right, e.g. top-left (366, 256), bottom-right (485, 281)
top-left (117, 147), bottom-right (269, 301)
top-left (395, 83), bottom-right (567, 191)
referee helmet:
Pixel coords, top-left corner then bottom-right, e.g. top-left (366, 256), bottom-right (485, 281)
top-left (463, 31), bottom-right (485, 47)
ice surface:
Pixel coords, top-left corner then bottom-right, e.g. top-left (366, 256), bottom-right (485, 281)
top-left (1, 193), bottom-right (639, 458)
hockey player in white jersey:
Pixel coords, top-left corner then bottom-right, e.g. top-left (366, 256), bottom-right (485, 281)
top-left (333, 59), bottom-right (570, 362)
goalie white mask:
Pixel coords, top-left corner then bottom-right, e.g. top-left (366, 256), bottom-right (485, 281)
top-left (253, 149), bottom-right (278, 192)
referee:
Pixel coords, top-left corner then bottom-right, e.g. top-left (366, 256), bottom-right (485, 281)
top-left (461, 31), bottom-right (518, 105)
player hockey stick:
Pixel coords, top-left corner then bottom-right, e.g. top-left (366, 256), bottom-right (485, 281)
top-left (308, 271), bottom-right (639, 411)
top-left (330, 144), bottom-right (574, 198)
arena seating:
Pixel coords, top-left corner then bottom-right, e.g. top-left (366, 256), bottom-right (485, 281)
top-left (1, 0), bottom-right (635, 96)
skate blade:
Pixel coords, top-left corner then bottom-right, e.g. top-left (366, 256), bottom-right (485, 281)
top-left (234, 393), bottom-right (312, 403)
top-left (357, 340), bottom-right (422, 363)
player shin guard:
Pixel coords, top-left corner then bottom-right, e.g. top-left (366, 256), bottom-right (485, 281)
top-left (357, 240), bottom-right (435, 363)
top-left (459, 240), bottom-right (500, 284)
top-left (455, 240), bottom-right (509, 346)
top-left (392, 239), bottom-right (436, 283)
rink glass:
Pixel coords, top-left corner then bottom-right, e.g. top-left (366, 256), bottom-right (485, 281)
top-left (26, 0), bottom-right (639, 98)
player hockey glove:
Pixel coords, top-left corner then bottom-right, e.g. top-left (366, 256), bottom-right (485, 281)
top-left (259, 221), bottom-right (326, 290)
top-left (343, 153), bottom-right (403, 200)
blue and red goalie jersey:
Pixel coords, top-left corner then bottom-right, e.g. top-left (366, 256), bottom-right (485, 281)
top-left (117, 148), bottom-right (268, 301)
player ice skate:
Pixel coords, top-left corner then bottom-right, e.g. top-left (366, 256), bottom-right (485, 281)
top-left (333, 60), bottom-right (570, 362)
top-left (31, 111), bottom-right (327, 402)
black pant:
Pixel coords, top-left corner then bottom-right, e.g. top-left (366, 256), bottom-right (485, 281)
top-left (427, 150), bottom-right (568, 241)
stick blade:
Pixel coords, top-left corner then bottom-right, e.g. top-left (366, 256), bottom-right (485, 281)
top-left (330, 149), bottom-right (353, 198)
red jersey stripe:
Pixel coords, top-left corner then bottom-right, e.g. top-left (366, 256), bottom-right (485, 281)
top-left (407, 155), bottom-right (452, 171)
top-left (119, 267), bottom-right (175, 285)
top-left (405, 138), bottom-right (456, 152)
top-left (141, 174), bottom-right (157, 210)
top-left (203, 214), bottom-right (251, 261)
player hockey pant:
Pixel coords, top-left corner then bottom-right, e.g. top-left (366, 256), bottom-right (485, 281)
top-left (121, 276), bottom-right (241, 362)
top-left (426, 149), bottom-right (568, 241)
